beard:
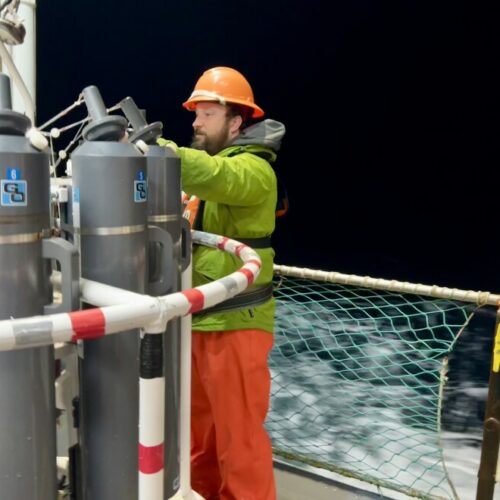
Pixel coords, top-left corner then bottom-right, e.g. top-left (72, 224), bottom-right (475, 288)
top-left (190, 122), bottom-right (231, 156)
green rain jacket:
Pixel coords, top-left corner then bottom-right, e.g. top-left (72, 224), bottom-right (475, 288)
top-left (160, 119), bottom-right (285, 333)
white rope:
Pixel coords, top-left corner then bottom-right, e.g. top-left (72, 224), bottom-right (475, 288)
top-left (56, 117), bottom-right (89, 134)
top-left (49, 134), bottom-right (56, 176)
top-left (51, 120), bottom-right (86, 174)
top-left (38, 94), bottom-right (84, 131)
top-left (42, 100), bottom-right (124, 175)
top-left (273, 264), bottom-right (500, 306)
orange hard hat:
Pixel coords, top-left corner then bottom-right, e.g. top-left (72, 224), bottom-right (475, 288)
top-left (182, 66), bottom-right (264, 118)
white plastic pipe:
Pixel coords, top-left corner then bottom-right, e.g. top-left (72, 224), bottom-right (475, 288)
top-left (172, 261), bottom-right (202, 500)
top-left (79, 278), bottom-right (154, 308)
top-left (139, 371), bottom-right (166, 499)
top-left (0, 39), bottom-right (34, 123)
top-left (179, 261), bottom-right (193, 496)
top-left (10, 0), bottom-right (37, 119)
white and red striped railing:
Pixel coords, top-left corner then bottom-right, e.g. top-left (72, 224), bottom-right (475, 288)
top-left (0, 231), bottom-right (262, 350)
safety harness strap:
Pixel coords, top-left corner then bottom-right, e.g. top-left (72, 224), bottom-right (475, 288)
top-left (194, 283), bottom-right (274, 315)
top-left (236, 236), bottom-right (272, 248)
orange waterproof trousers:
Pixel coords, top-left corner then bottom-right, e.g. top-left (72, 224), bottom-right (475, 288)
top-left (191, 329), bottom-right (276, 500)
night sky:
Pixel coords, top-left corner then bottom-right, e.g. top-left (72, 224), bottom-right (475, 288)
top-left (36, 1), bottom-right (496, 292)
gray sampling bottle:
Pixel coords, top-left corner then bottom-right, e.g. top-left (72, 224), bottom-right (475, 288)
top-left (0, 73), bottom-right (80, 500)
top-left (121, 95), bottom-right (185, 497)
top-left (72, 85), bottom-right (148, 500)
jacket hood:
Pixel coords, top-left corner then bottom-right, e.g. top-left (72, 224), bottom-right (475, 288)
top-left (233, 119), bottom-right (286, 152)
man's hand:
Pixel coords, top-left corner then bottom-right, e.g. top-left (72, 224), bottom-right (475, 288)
top-left (157, 138), bottom-right (178, 153)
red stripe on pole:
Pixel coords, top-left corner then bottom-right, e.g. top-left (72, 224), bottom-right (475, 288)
top-left (238, 268), bottom-right (255, 286)
top-left (234, 244), bottom-right (246, 257)
top-left (217, 237), bottom-right (229, 250)
top-left (139, 443), bottom-right (164, 474)
top-left (69, 309), bottom-right (106, 341)
top-left (182, 289), bottom-right (205, 313)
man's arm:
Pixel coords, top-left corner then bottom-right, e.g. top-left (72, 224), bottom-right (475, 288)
top-left (176, 148), bottom-right (276, 206)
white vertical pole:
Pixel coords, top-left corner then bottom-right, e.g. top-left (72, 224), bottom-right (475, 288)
top-left (10, 0), bottom-right (36, 119)
top-left (170, 261), bottom-right (203, 500)
top-left (139, 374), bottom-right (165, 500)
top-left (179, 262), bottom-right (194, 495)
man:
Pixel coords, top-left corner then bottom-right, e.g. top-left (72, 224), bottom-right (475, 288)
top-left (159, 66), bottom-right (285, 499)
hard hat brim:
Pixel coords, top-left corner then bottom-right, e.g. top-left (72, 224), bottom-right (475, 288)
top-left (182, 95), bottom-right (265, 119)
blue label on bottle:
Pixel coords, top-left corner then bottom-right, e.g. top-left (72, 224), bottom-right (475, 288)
top-left (1, 179), bottom-right (28, 206)
top-left (134, 180), bottom-right (147, 202)
top-left (6, 168), bottom-right (21, 181)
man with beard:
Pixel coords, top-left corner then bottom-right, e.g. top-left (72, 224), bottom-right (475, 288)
top-left (159, 66), bottom-right (285, 500)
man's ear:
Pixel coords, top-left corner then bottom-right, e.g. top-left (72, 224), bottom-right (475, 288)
top-left (229, 114), bottom-right (243, 135)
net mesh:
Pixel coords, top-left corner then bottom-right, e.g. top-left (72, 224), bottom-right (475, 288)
top-left (267, 274), bottom-right (478, 499)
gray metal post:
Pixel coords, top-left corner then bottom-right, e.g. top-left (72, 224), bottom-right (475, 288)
top-left (73, 86), bottom-right (148, 500)
top-left (0, 74), bottom-right (57, 499)
top-left (82, 85), bottom-right (108, 121)
top-left (120, 96), bottom-right (163, 145)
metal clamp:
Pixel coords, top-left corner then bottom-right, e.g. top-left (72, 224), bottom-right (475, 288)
top-left (43, 238), bottom-right (80, 314)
